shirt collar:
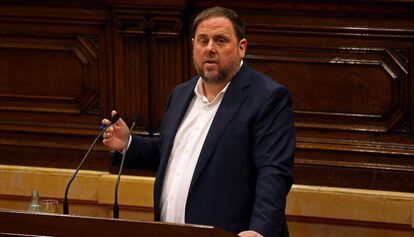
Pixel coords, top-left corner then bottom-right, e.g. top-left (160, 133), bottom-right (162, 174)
top-left (194, 78), bottom-right (230, 104)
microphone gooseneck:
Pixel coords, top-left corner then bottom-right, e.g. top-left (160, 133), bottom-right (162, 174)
top-left (113, 114), bottom-right (139, 218)
top-left (63, 114), bottom-right (121, 215)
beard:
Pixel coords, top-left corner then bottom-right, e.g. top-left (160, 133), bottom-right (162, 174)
top-left (193, 57), bottom-right (239, 84)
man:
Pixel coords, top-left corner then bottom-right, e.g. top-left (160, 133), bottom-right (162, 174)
top-left (102, 7), bottom-right (295, 237)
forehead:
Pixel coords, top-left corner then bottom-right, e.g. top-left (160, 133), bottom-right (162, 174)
top-left (195, 16), bottom-right (235, 37)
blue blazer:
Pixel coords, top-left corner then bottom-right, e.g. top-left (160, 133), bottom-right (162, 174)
top-left (119, 63), bottom-right (295, 237)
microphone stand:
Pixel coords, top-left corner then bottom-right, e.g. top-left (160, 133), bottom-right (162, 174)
top-left (63, 114), bottom-right (120, 215)
top-left (113, 115), bottom-right (138, 218)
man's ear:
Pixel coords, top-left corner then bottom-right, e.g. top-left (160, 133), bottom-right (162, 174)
top-left (239, 39), bottom-right (247, 58)
top-left (192, 38), bottom-right (195, 46)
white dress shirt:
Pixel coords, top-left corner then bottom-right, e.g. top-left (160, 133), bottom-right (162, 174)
top-left (159, 77), bottom-right (231, 223)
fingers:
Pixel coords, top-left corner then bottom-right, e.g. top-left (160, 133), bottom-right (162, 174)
top-left (102, 136), bottom-right (111, 146)
top-left (102, 128), bottom-right (112, 144)
top-left (101, 110), bottom-right (119, 126)
top-left (114, 117), bottom-right (127, 129)
top-left (238, 231), bottom-right (263, 237)
top-left (103, 126), bottom-right (113, 137)
top-left (102, 138), bottom-right (115, 151)
top-left (102, 126), bottom-right (115, 150)
top-left (101, 110), bottom-right (130, 152)
top-left (101, 117), bottom-right (125, 140)
top-left (101, 118), bottom-right (111, 126)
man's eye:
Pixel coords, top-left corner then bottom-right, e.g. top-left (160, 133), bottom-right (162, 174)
top-left (217, 39), bottom-right (226, 45)
top-left (200, 39), bottom-right (208, 45)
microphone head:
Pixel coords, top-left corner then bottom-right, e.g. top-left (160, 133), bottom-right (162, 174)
top-left (110, 113), bottom-right (121, 125)
top-left (132, 114), bottom-right (140, 124)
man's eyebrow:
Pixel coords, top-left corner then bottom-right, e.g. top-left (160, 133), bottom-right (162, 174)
top-left (196, 32), bottom-right (230, 38)
top-left (213, 34), bottom-right (230, 39)
top-left (196, 33), bottom-right (208, 38)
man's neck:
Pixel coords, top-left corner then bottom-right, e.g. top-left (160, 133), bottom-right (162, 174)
top-left (202, 79), bottom-right (230, 102)
top-left (201, 60), bottom-right (243, 102)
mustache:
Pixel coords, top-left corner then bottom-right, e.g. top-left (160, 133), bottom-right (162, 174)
top-left (202, 57), bottom-right (219, 63)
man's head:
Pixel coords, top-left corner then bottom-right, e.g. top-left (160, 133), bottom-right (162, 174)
top-left (192, 7), bottom-right (247, 84)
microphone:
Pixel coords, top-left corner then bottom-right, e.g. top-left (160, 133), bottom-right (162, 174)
top-left (113, 114), bottom-right (139, 218)
top-left (63, 113), bottom-right (121, 215)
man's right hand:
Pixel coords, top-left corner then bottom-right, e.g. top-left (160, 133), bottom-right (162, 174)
top-left (102, 110), bottom-right (129, 152)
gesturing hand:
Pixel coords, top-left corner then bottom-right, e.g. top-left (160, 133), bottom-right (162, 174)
top-left (238, 230), bottom-right (264, 237)
top-left (102, 110), bottom-right (130, 152)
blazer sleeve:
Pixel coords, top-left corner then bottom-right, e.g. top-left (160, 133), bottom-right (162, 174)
top-left (112, 136), bottom-right (160, 172)
top-left (249, 86), bottom-right (295, 237)
top-left (112, 85), bottom-right (177, 172)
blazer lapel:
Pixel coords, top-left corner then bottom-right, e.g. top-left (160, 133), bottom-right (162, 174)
top-left (160, 82), bottom-right (196, 167)
top-left (189, 64), bottom-right (251, 192)
top-left (154, 78), bottom-right (197, 217)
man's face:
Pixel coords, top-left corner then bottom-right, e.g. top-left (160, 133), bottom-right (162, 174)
top-left (192, 16), bottom-right (247, 84)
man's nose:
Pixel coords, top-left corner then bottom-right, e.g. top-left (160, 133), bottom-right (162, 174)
top-left (206, 40), bottom-right (217, 53)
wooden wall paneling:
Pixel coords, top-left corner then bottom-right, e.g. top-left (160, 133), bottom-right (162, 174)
top-left (112, 9), bottom-right (189, 134)
top-left (246, 44), bottom-right (409, 133)
top-left (0, 35), bottom-right (99, 116)
top-left (112, 11), bottom-right (150, 130)
top-left (99, 13), bottom-right (115, 121)
top-left (410, 46), bottom-right (414, 134)
top-left (0, 5), bottom-right (111, 168)
top-left (148, 15), bottom-right (188, 132)
top-left (294, 149), bottom-right (414, 192)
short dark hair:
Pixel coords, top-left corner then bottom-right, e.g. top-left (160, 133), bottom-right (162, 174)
top-left (192, 7), bottom-right (246, 41)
